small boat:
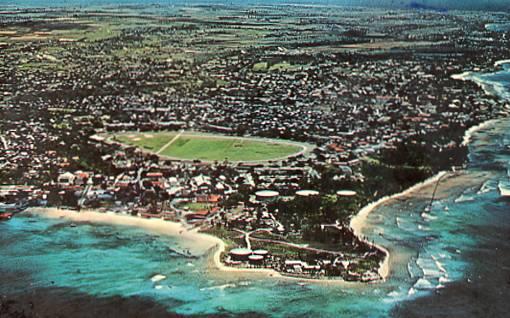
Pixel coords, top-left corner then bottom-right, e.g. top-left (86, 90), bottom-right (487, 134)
top-left (70, 223), bottom-right (77, 228)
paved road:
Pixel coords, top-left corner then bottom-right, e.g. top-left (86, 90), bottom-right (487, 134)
top-left (156, 129), bottom-right (184, 155)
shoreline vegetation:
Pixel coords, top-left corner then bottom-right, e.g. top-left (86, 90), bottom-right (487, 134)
top-left (356, 63), bottom-right (510, 282)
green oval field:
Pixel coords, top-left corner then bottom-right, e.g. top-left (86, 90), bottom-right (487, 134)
top-left (113, 132), bottom-right (304, 162)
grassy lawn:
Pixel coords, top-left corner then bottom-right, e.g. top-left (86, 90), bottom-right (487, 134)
top-left (113, 132), bottom-right (301, 161)
top-left (253, 61), bottom-right (306, 72)
top-left (253, 62), bottom-right (268, 71)
top-left (178, 202), bottom-right (213, 211)
top-left (268, 62), bottom-right (304, 72)
top-left (161, 135), bottom-right (300, 161)
top-left (114, 132), bottom-right (177, 151)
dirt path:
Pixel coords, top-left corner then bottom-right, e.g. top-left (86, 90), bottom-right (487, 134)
top-left (156, 129), bottom-right (183, 155)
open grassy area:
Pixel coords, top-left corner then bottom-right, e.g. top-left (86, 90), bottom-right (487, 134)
top-left (114, 132), bottom-right (177, 151)
top-left (178, 202), bottom-right (213, 211)
top-left (253, 61), bottom-right (307, 72)
top-left (162, 135), bottom-right (300, 161)
top-left (112, 132), bottom-right (302, 162)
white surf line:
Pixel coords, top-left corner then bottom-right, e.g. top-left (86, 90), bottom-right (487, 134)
top-left (350, 170), bottom-right (450, 281)
top-left (156, 130), bottom-right (184, 155)
top-left (495, 59), bottom-right (510, 67)
top-left (461, 119), bottom-right (499, 146)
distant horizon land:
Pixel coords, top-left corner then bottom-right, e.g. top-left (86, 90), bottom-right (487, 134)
top-left (1, 0), bottom-right (509, 12)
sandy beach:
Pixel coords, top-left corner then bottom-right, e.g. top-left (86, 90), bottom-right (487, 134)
top-left (351, 165), bottom-right (495, 279)
top-left (462, 119), bottom-right (500, 146)
top-left (29, 208), bottom-right (221, 256)
top-left (450, 71), bottom-right (472, 81)
top-left (451, 59), bottom-right (510, 100)
top-left (350, 171), bottom-right (450, 281)
top-left (28, 208), bottom-right (285, 279)
top-left (206, 237), bottom-right (284, 279)
top-left (450, 71), bottom-right (499, 97)
top-left (494, 59), bottom-right (510, 67)
top-left (350, 115), bottom-right (499, 281)
top-left (28, 208), bottom-right (360, 285)
top-left (206, 239), bottom-right (365, 285)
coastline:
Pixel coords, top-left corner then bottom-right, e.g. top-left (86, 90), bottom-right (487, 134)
top-left (26, 112), bottom-right (502, 286)
top-left (450, 59), bottom-right (510, 99)
top-left (28, 207), bottom-right (220, 256)
top-left (461, 118), bottom-right (500, 146)
top-left (355, 64), bottom-right (510, 282)
top-left (27, 208), bottom-right (355, 285)
top-left (450, 71), bottom-right (496, 97)
top-left (2, 6), bottom-right (510, 318)
top-left (25, 208), bottom-right (361, 285)
top-left (494, 59), bottom-right (510, 67)
top-left (349, 171), bottom-right (449, 281)
top-left (450, 71), bottom-right (472, 81)
top-left (350, 106), bottom-right (504, 282)
top-left (28, 208), bottom-right (287, 280)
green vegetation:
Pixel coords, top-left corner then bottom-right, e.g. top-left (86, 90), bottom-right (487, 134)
top-left (178, 202), bottom-right (213, 211)
top-left (253, 62), bottom-right (268, 71)
top-left (269, 62), bottom-right (303, 72)
top-left (275, 193), bottom-right (362, 243)
top-left (253, 61), bottom-right (306, 72)
top-left (114, 132), bottom-right (302, 161)
top-left (114, 132), bottom-right (176, 151)
top-left (202, 227), bottom-right (244, 250)
top-left (250, 240), bottom-right (303, 258)
top-left (162, 136), bottom-right (300, 161)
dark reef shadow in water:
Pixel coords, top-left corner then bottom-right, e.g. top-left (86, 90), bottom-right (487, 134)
top-left (0, 286), bottom-right (269, 318)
